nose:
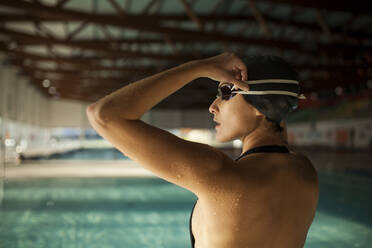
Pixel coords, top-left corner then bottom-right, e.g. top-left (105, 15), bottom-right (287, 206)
top-left (209, 97), bottom-right (220, 114)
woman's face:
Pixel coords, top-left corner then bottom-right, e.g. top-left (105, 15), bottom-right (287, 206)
top-left (209, 84), bottom-right (261, 143)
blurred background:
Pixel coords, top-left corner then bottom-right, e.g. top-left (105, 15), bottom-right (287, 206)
top-left (0, 0), bottom-right (371, 247)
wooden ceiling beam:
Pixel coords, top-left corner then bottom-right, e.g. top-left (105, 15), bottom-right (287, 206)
top-left (65, 21), bottom-right (89, 40)
top-left (31, 76), bottom-right (126, 87)
top-left (55, 92), bottom-right (93, 102)
top-left (24, 70), bottom-right (128, 83)
top-left (247, 0), bottom-right (272, 38)
top-left (141, 0), bottom-right (159, 14)
top-left (2, 23), bottom-right (371, 62)
top-left (10, 61), bottom-right (157, 74)
top-left (179, 0), bottom-right (204, 31)
top-left (106, 0), bottom-right (126, 16)
top-left (24, 71), bottom-right (125, 93)
top-left (4, 44), bottom-right (369, 73)
top-left (21, 60), bottom-right (370, 94)
top-left (0, 27), bottom-right (197, 61)
top-left (315, 9), bottom-right (333, 41)
top-left (210, 0), bottom-right (234, 33)
top-left (0, 0), bottom-right (341, 55)
top-left (16, 62), bottom-right (139, 85)
top-left (1, 12), bottom-right (370, 41)
top-left (262, 0), bottom-right (372, 15)
top-left (55, 0), bottom-right (71, 9)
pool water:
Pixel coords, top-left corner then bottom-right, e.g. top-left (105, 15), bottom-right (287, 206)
top-left (307, 172), bottom-right (372, 248)
top-left (0, 171), bottom-right (371, 248)
top-left (30, 148), bottom-right (129, 160)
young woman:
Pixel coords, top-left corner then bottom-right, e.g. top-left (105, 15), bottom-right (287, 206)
top-left (86, 52), bottom-right (319, 248)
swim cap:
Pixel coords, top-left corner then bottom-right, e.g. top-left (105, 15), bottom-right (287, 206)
top-left (236, 55), bottom-right (306, 124)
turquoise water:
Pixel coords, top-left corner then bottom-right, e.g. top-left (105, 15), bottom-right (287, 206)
top-left (306, 172), bottom-right (372, 248)
top-left (0, 172), bottom-right (371, 248)
top-left (0, 178), bottom-right (195, 248)
top-left (35, 148), bottom-right (128, 160)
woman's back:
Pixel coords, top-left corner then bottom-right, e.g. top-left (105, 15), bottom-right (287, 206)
top-left (190, 147), bottom-right (319, 248)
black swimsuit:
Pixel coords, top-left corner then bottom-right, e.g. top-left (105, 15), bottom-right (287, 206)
top-left (189, 145), bottom-right (290, 248)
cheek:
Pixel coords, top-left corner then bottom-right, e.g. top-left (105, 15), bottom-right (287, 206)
top-left (221, 103), bottom-right (242, 127)
top-left (231, 113), bottom-right (247, 131)
top-left (220, 97), bottom-right (248, 125)
top-left (229, 102), bottom-right (255, 128)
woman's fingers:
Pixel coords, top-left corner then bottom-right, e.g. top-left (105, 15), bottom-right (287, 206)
top-left (229, 65), bottom-right (249, 91)
top-left (229, 53), bottom-right (248, 81)
top-left (241, 69), bottom-right (247, 82)
top-left (235, 81), bottom-right (250, 91)
top-left (232, 66), bottom-right (249, 91)
top-left (203, 52), bottom-right (249, 89)
top-left (232, 66), bottom-right (241, 80)
top-left (235, 60), bottom-right (248, 81)
top-left (228, 76), bottom-right (249, 91)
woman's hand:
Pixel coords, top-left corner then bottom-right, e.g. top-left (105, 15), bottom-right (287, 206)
top-left (198, 52), bottom-right (249, 91)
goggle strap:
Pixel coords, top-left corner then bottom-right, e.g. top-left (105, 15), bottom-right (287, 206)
top-left (242, 79), bottom-right (299, 85)
top-left (219, 79), bottom-right (306, 99)
top-left (233, 90), bottom-right (306, 99)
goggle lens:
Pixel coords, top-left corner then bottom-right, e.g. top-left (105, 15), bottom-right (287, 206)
top-left (216, 84), bottom-right (237, 100)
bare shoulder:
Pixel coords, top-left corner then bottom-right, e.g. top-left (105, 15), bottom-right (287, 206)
top-left (231, 150), bottom-right (318, 188)
top-left (284, 151), bottom-right (319, 194)
top-left (290, 150), bottom-right (318, 179)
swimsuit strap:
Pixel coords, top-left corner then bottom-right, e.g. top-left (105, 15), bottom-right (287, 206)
top-left (235, 145), bottom-right (289, 161)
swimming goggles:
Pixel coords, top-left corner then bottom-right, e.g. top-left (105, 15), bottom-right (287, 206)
top-left (216, 79), bottom-right (307, 100)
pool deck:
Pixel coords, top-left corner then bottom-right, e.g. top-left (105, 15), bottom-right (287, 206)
top-left (4, 160), bottom-right (156, 179)
top-left (2, 147), bottom-right (372, 179)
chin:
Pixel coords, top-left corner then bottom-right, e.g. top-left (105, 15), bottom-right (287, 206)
top-left (215, 132), bottom-right (235, 143)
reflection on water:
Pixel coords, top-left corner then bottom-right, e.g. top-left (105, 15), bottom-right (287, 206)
top-left (0, 171), bottom-right (371, 248)
top-left (0, 179), bottom-right (3, 207)
top-left (0, 178), bottom-right (195, 248)
top-left (29, 148), bottom-right (129, 160)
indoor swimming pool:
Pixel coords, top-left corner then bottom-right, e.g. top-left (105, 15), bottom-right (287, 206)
top-left (0, 171), bottom-right (371, 248)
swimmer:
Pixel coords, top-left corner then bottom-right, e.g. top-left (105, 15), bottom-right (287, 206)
top-left (86, 52), bottom-right (319, 248)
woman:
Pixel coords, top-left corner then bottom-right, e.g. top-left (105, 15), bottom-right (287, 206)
top-left (86, 52), bottom-right (319, 248)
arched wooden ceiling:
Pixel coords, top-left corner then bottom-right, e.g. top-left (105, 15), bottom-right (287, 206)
top-left (0, 0), bottom-right (371, 109)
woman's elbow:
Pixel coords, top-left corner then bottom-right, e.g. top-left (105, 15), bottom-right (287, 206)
top-left (86, 103), bottom-right (107, 126)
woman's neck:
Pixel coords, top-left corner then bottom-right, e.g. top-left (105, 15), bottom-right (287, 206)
top-left (240, 129), bottom-right (288, 156)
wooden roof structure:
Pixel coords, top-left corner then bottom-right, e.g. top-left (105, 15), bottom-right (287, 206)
top-left (0, 0), bottom-right (371, 109)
